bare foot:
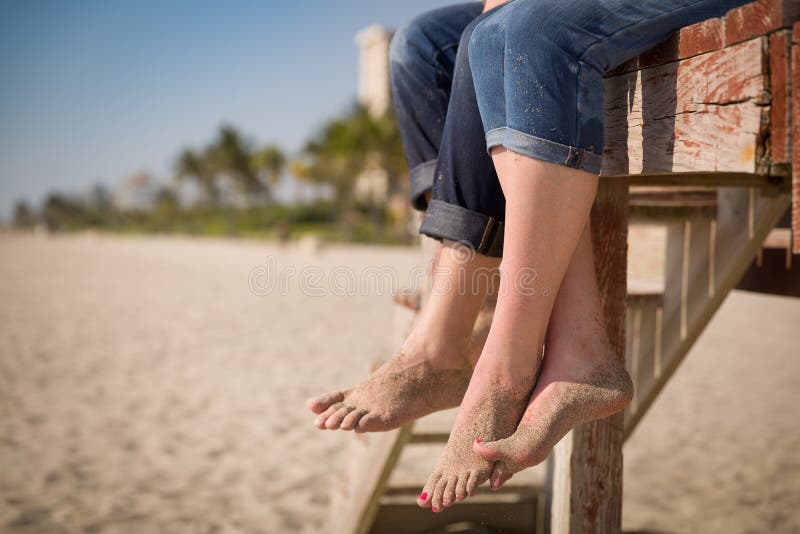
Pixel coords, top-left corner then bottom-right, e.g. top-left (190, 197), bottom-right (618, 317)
top-left (416, 352), bottom-right (540, 512)
top-left (473, 345), bottom-right (632, 488)
top-left (308, 240), bottom-right (501, 433)
top-left (307, 341), bottom-right (473, 432)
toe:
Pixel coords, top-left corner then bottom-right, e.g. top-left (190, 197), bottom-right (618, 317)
top-left (431, 477), bottom-right (446, 512)
top-left (314, 402), bottom-right (344, 429)
top-left (474, 435), bottom-right (532, 471)
top-left (442, 477), bottom-right (457, 508)
top-left (354, 412), bottom-right (385, 433)
top-left (307, 391), bottom-right (345, 414)
top-left (473, 437), bottom-right (507, 462)
top-left (455, 476), bottom-right (468, 502)
top-left (417, 477), bottom-right (437, 508)
top-left (465, 470), bottom-right (480, 497)
top-left (489, 462), bottom-right (511, 490)
top-left (325, 406), bottom-right (353, 430)
top-left (306, 391), bottom-right (345, 414)
top-left (340, 408), bottom-right (368, 431)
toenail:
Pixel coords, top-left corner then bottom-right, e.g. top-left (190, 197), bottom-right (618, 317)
top-left (432, 506), bottom-right (438, 512)
top-left (443, 501), bottom-right (450, 506)
top-left (476, 439), bottom-right (482, 443)
top-left (419, 492), bottom-right (427, 500)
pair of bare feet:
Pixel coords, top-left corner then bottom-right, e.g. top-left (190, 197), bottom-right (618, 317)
top-left (308, 305), bottom-right (631, 513)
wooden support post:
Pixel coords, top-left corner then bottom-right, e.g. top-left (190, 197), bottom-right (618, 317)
top-left (792, 22), bottom-right (800, 254)
top-left (546, 178), bottom-right (629, 533)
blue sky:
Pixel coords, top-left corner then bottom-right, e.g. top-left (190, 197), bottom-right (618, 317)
top-left (0, 0), bottom-right (459, 220)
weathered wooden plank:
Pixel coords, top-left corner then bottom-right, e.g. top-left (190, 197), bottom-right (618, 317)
top-left (630, 18), bottom-right (726, 74)
top-left (623, 187), bottom-right (790, 438)
top-left (336, 424), bottom-right (414, 534)
top-left (770, 30), bottom-right (792, 164)
top-left (792, 22), bottom-right (800, 253)
top-left (624, 172), bottom-right (787, 188)
top-left (623, 296), bottom-right (659, 417)
top-left (602, 37), bottom-right (769, 177)
top-left (726, 0), bottom-right (800, 45)
top-left (547, 179), bottom-right (628, 533)
top-left (611, 0), bottom-right (800, 76)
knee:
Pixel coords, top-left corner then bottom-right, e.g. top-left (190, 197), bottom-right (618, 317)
top-left (389, 18), bottom-right (429, 72)
top-left (468, 2), bottom-right (573, 64)
top-left (466, 13), bottom-right (507, 66)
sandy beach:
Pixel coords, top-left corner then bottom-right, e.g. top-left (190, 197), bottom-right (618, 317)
top-left (0, 234), bottom-right (798, 533)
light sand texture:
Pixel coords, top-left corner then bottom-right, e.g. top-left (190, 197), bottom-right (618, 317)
top-left (623, 290), bottom-right (800, 533)
top-left (0, 234), bottom-right (421, 534)
top-left (0, 234), bottom-right (798, 533)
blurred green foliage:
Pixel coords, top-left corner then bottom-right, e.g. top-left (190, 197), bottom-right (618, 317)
top-left (12, 105), bottom-right (412, 246)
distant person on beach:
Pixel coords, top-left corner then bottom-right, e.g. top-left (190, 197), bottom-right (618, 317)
top-left (308, 0), bottom-right (751, 512)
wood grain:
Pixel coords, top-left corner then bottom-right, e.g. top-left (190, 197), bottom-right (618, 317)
top-left (726, 0), bottom-right (800, 46)
top-left (611, 0), bottom-right (800, 75)
top-left (602, 37), bottom-right (769, 176)
top-left (769, 30), bottom-right (792, 164)
top-left (792, 21), bottom-right (800, 253)
top-left (548, 179), bottom-right (628, 533)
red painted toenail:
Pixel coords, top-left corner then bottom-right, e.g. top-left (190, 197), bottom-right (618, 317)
top-left (476, 439), bottom-right (482, 443)
top-left (419, 492), bottom-right (427, 500)
top-left (432, 506), bottom-right (438, 512)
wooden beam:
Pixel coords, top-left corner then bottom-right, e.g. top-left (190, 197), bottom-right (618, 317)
top-left (769, 30), bottom-right (792, 164)
top-left (622, 188), bottom-right (790, 439)
top-left (726, 0), bottom-right (800, 45)
top-left (336, 424), bottom-right (414, 534)
top-left (602, 37), bottom-right (770, 177)
top-left (546, 179), bottom-right (628, 533)
top-left (610, 0), bottom-right (800, 76)
top-left (792, 22), bottom-right (800, 253)
top-left (618, 172), bottom-right (789, 189)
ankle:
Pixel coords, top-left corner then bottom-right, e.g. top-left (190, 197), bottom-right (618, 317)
top-left (401, 329), bottom-right (470, 366)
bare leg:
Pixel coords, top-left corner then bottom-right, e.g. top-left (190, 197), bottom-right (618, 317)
top-left (307, 241), bottom-right (500, 432)
top-left (418, 149), bottom-right (628, 511)
top-left (473, 220), bottom-right (632, 488)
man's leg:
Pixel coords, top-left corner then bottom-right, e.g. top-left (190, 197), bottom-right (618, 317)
top-left (390, 2), bottom-right (484, 211)
top-left (307, 3), bottom-right (492, 433)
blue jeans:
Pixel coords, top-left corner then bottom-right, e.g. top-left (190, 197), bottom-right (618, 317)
top-left (390, 0), bottom-right (751, 257)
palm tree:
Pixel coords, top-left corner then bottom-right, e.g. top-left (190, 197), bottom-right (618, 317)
top-left (175, 148), bottom-right (218, 205)
top-left (253, 145), bottom-right (286, 184)
top-left (208, 126), bottom-right (262, 196)
top-left (252, 144), bottom-right (286, 200)
top-left (302, 104), bottom-right (407, 212)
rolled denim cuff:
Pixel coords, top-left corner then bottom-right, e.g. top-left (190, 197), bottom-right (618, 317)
top-left (420, 199), bottom-right (504, 257)
top-left (486, 127), bottom-right (603, 175)
top-left (409, 159), bottom-right (437, 211)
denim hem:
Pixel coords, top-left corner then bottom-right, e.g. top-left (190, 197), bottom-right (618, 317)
top-left (409, 159), bottom-right (437, 211)
top-left (419, 199), bottom-right (504, 257)
top-left (485, 127), bottom-right (603, 175)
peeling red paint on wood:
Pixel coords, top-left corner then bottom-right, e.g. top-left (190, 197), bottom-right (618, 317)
top-left (769, 30), bottom-right (791, 164)
top-left (603, 38), bottom-right (768, 176)
top-left (726, 0), bottom-right (800, 46)
top-left (609, 1), bottom-right (800, 77)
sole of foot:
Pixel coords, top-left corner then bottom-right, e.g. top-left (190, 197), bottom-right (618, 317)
top-left (473, 355), bottom-right (632, 488)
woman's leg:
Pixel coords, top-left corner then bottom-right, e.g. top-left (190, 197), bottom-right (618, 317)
top-left (307, 3), bottom-right (499, 432)
top-left (474, 220), bottom-right (632, 488)
top-left (418, 0), bottom-right (750, 510)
